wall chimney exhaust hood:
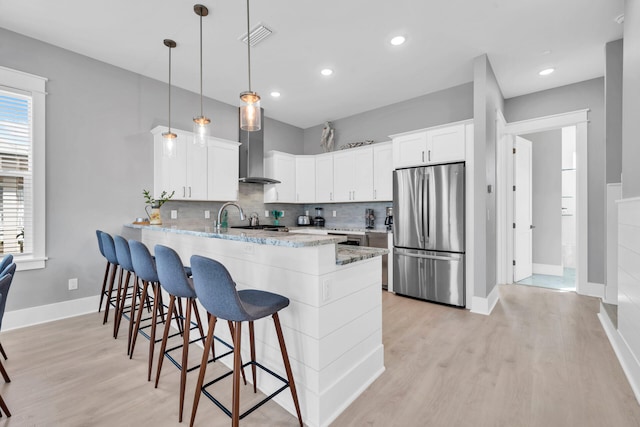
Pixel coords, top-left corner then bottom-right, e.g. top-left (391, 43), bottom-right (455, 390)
top-left (238, 108), bottom-right (280, 184)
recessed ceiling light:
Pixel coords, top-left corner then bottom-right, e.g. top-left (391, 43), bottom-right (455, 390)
top-left (320, 68), bottom-right (333, 76)
top-left (270, 91), bottom-right (281, 98)
top-left (539, 68), bottom-right (555, 76)
top-left (390, 36), bottom-right (406, 46)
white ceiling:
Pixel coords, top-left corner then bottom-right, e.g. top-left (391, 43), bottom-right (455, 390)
top-left (0, 0), bottom-right (624, 129)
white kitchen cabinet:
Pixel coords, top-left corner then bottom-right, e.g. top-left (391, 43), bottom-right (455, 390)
top-left (152, 126), bottom-right (239, 201)
top-left (373, 142), bottom-right (393, 201)
top-left (333, 146), bottom-right (374, 202)
top-left (264, 151), bottom-right (296, 203)
top-left (315, 153), bottom-right (334, 202)
top-left (295, 156), bottom-right (316, 203)
top-left (207, 137), bottom-right (240, 201)
top-left (153, 126), bottom-right (207, 200)
top-left (392, 122), bottom-right (466, 169)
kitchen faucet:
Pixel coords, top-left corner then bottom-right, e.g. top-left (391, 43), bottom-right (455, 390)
top-left (216, 202), bottom-right (246, 231)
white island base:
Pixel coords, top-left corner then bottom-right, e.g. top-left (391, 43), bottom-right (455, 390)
top-left (135, 226), bottom-right (385, 427)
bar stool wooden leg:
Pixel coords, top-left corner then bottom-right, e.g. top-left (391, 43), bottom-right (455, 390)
top-left (126, 276), bottom-right (140, 355)
top-left (227, 321), bottom-right (247, 385)
top-left (154, 294), bottom-right (176, 388)
top-left (191, 299), bottom-right (205, 339)
top-left (190, 315), bottom-right (217, 427)
top-left (179, 297), bottom-right (192, 422)
top-left (249, 321), bottom-right (257, 392)
top-left (231, 321), bottom-right (242, 427)
top-left (129, 280), bottom-right (149, 359)
top-left (98, 261), bottom-right (109, 313)
top-left (112, 267), bottom-right (125, 338)
top-left (102, 264), bottom-right (117, 324)
top-left (147, 282), bottom-right (162, 381)
top-left (0, 360), bottom-right (9, 383)
top-left (273, 312), bottom-right (303, 426)
top-left (0, 392), bottom-right (11, 417)
top-left (0, 342), bottom-right (8, 360)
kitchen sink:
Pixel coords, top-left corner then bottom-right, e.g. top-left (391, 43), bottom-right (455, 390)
top-left (231, 225), bottom-right (289, 232)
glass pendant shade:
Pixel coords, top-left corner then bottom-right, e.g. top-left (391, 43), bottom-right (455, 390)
top-left (162, 131), bottom-right (177, 158)
top-left (240, 91), bottom-right (261, 131)
top-left (193, 115), bottom-right (210, 146)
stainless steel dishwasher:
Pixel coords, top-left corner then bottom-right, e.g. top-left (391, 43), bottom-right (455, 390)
top-left (366, 232), bottom-right (389, 289)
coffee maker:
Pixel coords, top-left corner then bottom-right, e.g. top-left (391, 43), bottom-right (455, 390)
top-left (314, 207), bottom-right (325, 228)
top-left (384, 207), bottom-right (393, 231)
top-left (365, 208), bottom-right (375, 229)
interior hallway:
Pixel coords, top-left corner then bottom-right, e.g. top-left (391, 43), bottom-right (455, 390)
top-left (0, 284), bottom-right (639, 426)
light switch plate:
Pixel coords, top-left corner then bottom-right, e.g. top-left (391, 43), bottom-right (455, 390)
top-left (170, 210), bottom-right (178, 219)
top-left (332, 210), bottom-right (337, 217)
top-left (204, 210), bottom-right (210, 219)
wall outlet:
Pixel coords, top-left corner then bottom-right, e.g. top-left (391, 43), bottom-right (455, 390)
top-left (265, 210), bottom-right (270, 218)
top-left (170, 210), bottom-right (178, 219)
top-left (332, 210), bottom-right (337, 217)
top-left (305, 210), bottom-right (309, 215)
top-left (280, 210), bottom-right (285, 218)
top-left (322, 279), bottom-right (332, 301)
top-left (204, 210), bottom-right (210, 219)
top-left (68, 278), bottom-right (78, 290)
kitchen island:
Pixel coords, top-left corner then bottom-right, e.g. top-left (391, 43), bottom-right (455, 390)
top-left (123, 223), bottom-right (387, 427)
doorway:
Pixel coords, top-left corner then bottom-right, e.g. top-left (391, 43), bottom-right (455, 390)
top-left (512, 129), bottom-right (576, 291)
top-left (496, 109), bottom-right (589, 296)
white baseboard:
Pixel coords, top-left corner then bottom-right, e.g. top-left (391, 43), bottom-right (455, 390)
top-left (532, 263), bottom-right (563, 276)
top-left (598, 306), bottom-right (640, 405)
top-left (3, 295), bottom-right (100, 331)
top-left (581, 282), bottom-right (605, 298)
top-left (470, 284), bottom-right (500, 316)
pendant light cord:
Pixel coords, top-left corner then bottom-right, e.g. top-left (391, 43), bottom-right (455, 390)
top-left (246, 0), bottom-right (252, 92)
top-left (199, 12), bottom-right (204, 116)
top-left (168, 44), bottom-right (173, 131)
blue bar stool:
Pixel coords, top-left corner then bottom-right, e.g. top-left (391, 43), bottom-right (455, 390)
top-left (0, 287), bottom-right (10, 418)
top-left (0, 271), bottom-right (14, 385)
top-left (113, 235), bottom-right (146, 353)
top-left (189, 255), bottom-right (303, 427)
top-left (129, 239), bottom-right (167, 381)
top-left (95, 230), bottom-right (110, 314)
top-left (0, 261), bottom-right (15, 363)
top-left (98, 231), bottom-right (121, 325)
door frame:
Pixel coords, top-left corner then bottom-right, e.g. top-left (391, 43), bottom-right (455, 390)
top-left (496, 109), bottom-right (589, 295)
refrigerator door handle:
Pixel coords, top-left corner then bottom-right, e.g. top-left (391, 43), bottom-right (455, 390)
top-left (426, 172), bottom-right (430, 240)
top-left (396, 251), bottom-right (460, 262)
top-left (418, 171), bottom-right (425, 243)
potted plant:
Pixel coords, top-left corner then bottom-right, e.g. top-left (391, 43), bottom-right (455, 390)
top-left (143, 189), bottom-right (174, 225)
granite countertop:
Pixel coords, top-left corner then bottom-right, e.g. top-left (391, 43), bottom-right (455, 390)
top-left (124, 222), bottom-right (346, 248)
top-left (335, 246), bottom-right (389, 266)
top-left (289, 226), bottom-right (392, 235)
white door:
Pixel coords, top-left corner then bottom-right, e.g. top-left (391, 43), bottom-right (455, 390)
top-left (514, 136), bottom-right (533, 282)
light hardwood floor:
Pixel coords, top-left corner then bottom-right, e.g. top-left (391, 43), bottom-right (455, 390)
top-left (1, 284), bottom-right (639, 426)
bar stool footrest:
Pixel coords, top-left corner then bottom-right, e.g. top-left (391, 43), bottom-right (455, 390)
top-left (201, 360), bottom-right (290, 421)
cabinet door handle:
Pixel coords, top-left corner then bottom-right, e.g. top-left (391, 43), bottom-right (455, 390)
top-left (374, 189), bottom-right (377, 199)
top-left (422, 151), bottom-right (425, 162)
top-left (428, 150), bottom-right (431, 162)
top-left (189, 186), bottom-right (192, 197)
top-left (330, 192), bottom-right (333, 201)
top-left (276, 191), bottom-right (279, 201)
top-left (183, 186), bottom-right (186, 198)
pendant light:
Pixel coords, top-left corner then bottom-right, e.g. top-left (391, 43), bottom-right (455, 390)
top-left (162, 39), bottom-right (178, 158)
top-left (193, 4), bottom-right (211, 146)
top-left (239, 0), bottom-right (261, 131)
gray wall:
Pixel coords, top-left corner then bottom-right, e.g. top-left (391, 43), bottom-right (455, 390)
top-left (505, 78), bottom-right (605, 284)
top-left (473, 54), bottom-right (504, 297)
top-left (302, 83), bottom-right (474, 155)
top-left (0, 28), bottom-right (302, 311)
top-left (623, 1), bottom-right (640, 198)
top-left (606, 39), bottom-right (624, 185)
top-left (525, 130), bottom-right (562, 267)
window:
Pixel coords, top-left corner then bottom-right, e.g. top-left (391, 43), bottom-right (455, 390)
top-left (0, 66), bottom-right (46, 270)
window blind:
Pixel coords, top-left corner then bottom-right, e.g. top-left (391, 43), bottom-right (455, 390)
top-left (0, 90), bottom-right (32, 255)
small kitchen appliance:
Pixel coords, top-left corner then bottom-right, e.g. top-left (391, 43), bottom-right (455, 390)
top-left (297, 215), bottom-right (312, 226)
top-left (384, 207), bottom-right (393, 231)
top-left (365, 208), bottom-right (375, 229)
top-left (314, 207), bottom-right (325, 228)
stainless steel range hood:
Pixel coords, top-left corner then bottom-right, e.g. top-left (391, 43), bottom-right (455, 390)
top-left (238, 108), bottom-right (280, 184)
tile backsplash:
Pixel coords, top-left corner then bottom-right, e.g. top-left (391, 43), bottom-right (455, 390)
top-left (156, 183), bottom-right (391, 230)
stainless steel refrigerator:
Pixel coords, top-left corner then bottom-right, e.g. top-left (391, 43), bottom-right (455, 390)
top-left (393, 162), bottom-right (465, 307)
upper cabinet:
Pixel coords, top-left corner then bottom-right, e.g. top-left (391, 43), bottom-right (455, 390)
top-left (264, 151), bottom-right (296, 203)
top-left (333, 147), bottom-right (374, 202)
top-left (373, 142), bottom-right (393, 201)
top-left (392, 122), bottom-right (467, 169)
top-left (315, 153), bottom-right (334, 203)
top-left (152, 126), bottom-right (240, 201)
top-left (295, 156), bottom-right (316, 203)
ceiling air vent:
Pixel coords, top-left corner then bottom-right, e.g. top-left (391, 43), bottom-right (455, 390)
top-left (240, 23), bottom-right (273, 47)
